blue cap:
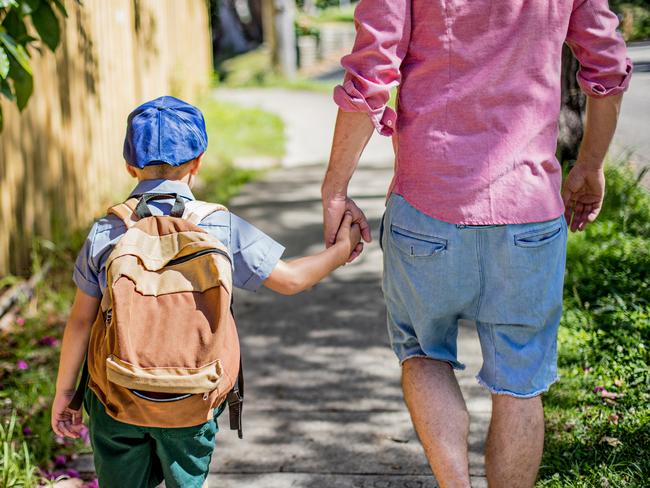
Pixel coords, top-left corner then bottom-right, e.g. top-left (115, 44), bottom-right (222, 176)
top-left (123, 96), bottom-right (208, 168)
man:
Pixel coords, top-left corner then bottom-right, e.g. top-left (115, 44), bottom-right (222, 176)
top-left (321, 1), bottom-right (631, 487)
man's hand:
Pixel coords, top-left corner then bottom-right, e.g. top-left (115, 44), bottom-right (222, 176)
top-left (322, 192), bottom-right (371, 262)
top-left (562, 163), bottom-right (606, 232)
top-left (51, 390), bottom-right (85, 438)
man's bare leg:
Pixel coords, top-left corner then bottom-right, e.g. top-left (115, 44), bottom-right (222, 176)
top-left (485, 394), bottom-right (544, 488)
top-left (402, 358), bottom-right (471, 488)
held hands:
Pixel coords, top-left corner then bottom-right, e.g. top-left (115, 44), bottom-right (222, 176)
top-left (322, 193), bottom-right (371, 262)
top-left (334, 211), bottom-right (363, 264)
top-left (51, 390), bottom-right (85, 438)
top-left (562, 163), bottom-right (606, 232)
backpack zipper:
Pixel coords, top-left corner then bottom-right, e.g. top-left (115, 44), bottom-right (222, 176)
top-left (166, 248), bottom-right (231, 267)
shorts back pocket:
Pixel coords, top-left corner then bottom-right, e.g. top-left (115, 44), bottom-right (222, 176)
top-left (514, 222), bottom-right (563, 248)
top-left (390, 224), bottom-right (448, 257)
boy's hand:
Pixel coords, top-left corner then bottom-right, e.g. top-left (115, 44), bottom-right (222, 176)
top-left (51, 390), bottom-right (85, 438)
top-left (335, 211), bottom-right (362, 263)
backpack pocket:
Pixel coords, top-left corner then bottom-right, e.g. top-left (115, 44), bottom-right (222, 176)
top-left (106, 355), bottom-right (223, 394)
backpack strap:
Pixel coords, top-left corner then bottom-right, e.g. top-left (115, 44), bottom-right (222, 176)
top-left (107, 198), bottom-right (140, 228)
top-left (227, 360), bottom-right (244, 439)
top-left (182, 200), bottom-right (228, 225)
top-left (67, 358), bottom-right (89, 412)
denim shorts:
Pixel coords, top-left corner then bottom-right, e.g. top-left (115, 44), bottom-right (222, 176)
top-left (381, 194), bottom-right (568, 398)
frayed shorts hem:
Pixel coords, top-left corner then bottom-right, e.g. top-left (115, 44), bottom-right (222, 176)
top-left (476, 374), bottom-right (560, 398)
top-left (398, 353), bottom-right (466, 371)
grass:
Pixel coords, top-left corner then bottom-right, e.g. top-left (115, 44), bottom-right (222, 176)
top-left (216, 47), bottom-right (340, 92)
top-left (199, 97), bottom-right (285, 163)
top-left (0, 97), bottom-right (285, 487)
top-left (537, 165), bottom-right (650, 486)
top-left (313, 5), bottom-right (355, 24)
top-left (195, 96), bottom-right (285, 203)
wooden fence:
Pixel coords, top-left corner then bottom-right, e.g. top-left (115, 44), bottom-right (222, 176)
top-left (0, 0), bottom-right (212, 276)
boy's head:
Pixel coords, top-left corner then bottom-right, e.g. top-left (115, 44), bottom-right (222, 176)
top-left (123, 96), bottom-right (207, 182)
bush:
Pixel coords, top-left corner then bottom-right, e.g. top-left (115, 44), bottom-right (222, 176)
top-left (539, 166), bottom-right (650, 486)
top-left (614, 3), bottom-right (650, 41)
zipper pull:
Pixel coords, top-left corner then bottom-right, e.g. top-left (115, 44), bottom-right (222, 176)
top-left (203, 392), bottom-right (209, 401)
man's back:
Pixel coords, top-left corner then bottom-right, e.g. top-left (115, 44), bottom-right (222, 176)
top-left (334, 0), bottom-right (631, 224)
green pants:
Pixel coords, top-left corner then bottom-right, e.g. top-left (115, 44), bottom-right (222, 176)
top-left (84, 390), bottom-right (224, 488)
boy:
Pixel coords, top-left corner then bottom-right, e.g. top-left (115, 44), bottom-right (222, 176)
top-left (50, 96), bottom-right (361, 487)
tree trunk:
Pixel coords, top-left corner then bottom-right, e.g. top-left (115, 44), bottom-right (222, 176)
top-left (262, 0), bottom-right (296, 78)
top-left (303, 0), bottom-right (317, 15)
top-left (246, 0), bottom-right (264, 44)
top-left (212, 0), bottom-right (251, 58)
top-left (557, 44), bottom-right (586, 165)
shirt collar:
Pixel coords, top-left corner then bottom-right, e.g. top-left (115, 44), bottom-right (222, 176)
top-left (128, 179), bottom-right (196, 201)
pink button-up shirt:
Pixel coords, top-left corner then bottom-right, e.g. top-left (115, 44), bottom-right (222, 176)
top-left (334, 0), bottom-right (632, 224)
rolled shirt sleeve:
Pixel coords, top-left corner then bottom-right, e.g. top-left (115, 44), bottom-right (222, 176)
top-left (566, 0), bottom-right (632, 98)
top-left (333, 0), bottom-right (411, 136)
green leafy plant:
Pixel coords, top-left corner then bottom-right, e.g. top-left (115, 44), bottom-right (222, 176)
top-left (539, 165), bottom-right (650, 486)
top-left (612, 1), bottom-right (650, 41)
top-left (0, 411), bottom-right (39, 488)
top-left (0, 0), bottom-right (68, 131)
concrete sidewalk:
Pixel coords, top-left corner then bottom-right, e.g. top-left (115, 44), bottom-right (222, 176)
top-left (213, 88), bottom-right (395, 168)
top-left (209, 162), bottom-right (491, 487)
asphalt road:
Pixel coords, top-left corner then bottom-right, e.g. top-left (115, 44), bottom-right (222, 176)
top-left (613, 42), bottom-right (650, 173)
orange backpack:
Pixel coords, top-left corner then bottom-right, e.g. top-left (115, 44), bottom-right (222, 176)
top-left (69, 194), bottom-right (244, 436)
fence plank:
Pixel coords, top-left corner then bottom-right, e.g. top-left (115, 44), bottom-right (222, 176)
top-left (0, 0), bottom-right (213, 276)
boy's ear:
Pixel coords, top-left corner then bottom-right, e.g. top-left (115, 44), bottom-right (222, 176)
top-left (189, 153), bottom-right (204, 176)
top-left (125, 163), bottom-right (138, 178)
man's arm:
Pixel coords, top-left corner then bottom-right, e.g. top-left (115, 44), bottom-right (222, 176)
top-left (562, 93), bottom-right (623, 232)
top-left (322, 111), bottom-right (375, 256)
top-left (265, 211), bottom-right (361, 295)
top-left (51, 289), bottom-right (99, 437)
top-left (562, 0), bottom-right (631, 232)
top-left (323, 0), bottom-right (411, 257)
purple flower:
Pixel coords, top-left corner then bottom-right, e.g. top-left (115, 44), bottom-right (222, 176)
top-left (84, 479), bottom-right (100, 488)
top-left (64, 468), bottom-right (81, 478)
top-left (22, 427), bottom-right (32, 436)
top-left (39, 336), bottom-right (59, 347)
top-left (54, 454), bottom-right (67, 466)
top-left (16, 360), bottom-right (28, 370)
top-left (593, 386), bottom-right (606, 394)
top-left (40, 468), bottom-right (61, 481)
top-left (15, 316), bottom-right (25, 326)
top-left (78, 425), bottom-right (90, 445)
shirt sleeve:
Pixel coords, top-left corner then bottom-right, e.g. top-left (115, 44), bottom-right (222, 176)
top-left (229, 213), bottom-right (285, 292)
top-left (73, 223), bottom-right (102, 299)
top-left (566, 0), bottom-right (632, 98)
top-left (333, 0), bottom-right (412, 136)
